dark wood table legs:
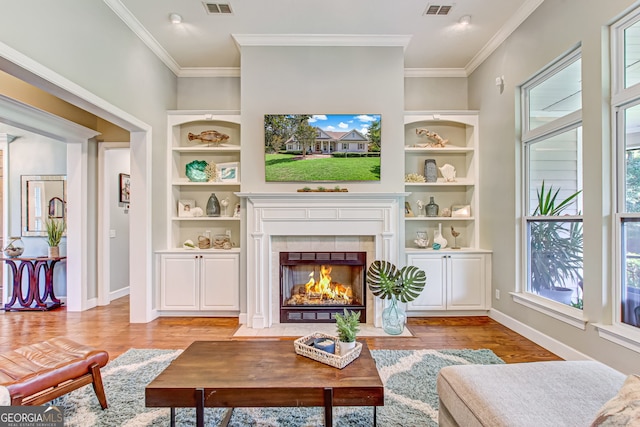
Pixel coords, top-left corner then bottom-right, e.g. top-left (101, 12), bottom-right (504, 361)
top-left (2, 257), bottom-right (66, 311)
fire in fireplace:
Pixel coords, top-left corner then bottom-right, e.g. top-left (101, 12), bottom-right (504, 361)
top-left (280, 252), bottom-right (366, 323)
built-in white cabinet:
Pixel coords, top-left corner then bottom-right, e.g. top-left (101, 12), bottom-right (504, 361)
top-left (157, 110), bottom-right (242, 315)
top-left (406, 251), bottom-right (491, 313)
top-left (158, 250), bottom-right (240, 313)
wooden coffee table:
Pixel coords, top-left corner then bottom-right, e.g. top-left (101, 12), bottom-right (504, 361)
top-left (145, 340), bottom-right (384, 427)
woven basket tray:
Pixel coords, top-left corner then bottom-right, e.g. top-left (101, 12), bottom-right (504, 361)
top-left (294, 332), bottom-right (362, 369)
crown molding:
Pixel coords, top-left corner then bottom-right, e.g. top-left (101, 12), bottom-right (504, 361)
top-left (178, 67), bottom-right (241, 78)
top-left (231, 34), bottom-right (412, 51)
top-left (103, 0), bottom-right (181, 75)
top-left (465, 0), bottom-right (544, 75)
top-left (404, 68), bottom-right (467, 78)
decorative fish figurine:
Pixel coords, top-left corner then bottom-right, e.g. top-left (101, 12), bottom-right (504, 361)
top-left (188, 130), bottom-right (229, 146)
top-left (438, 163), bottom-right (457, 182)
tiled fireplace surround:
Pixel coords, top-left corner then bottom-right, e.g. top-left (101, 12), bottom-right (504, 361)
top-left (241, 193), bottom-right (405, 329)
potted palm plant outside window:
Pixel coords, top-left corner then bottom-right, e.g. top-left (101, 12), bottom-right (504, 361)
top-left (529, 182), bottom-right (582, 305)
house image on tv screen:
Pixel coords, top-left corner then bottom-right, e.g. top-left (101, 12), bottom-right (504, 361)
top-left (264, 114), bottom-right (381, 182)
top-left (286, 128), bottom-right (370, 154)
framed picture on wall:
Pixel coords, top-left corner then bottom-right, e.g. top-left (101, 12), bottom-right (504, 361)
top-left (119, 173), bottom-right (130, 204)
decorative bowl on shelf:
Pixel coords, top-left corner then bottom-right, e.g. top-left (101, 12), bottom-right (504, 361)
top-left (185, 160), bottom-right (210, 182)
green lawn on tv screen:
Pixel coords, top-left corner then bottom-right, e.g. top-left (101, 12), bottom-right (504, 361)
top-left (265, 154), bottom-right (380, 182)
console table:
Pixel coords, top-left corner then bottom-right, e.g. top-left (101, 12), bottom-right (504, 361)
top-left (2, 256), bottom-right (66, 311)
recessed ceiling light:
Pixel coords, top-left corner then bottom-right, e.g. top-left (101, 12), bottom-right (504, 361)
top-left (169, 13), bottom-right (182, 24)
top-left (459, 15), bottom-right (471, 25)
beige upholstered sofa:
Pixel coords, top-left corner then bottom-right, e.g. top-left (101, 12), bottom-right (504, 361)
top-left (437, 361), bottom-right (628, 427)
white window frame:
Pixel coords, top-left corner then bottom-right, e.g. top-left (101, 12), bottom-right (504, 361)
top-left (594, 7), bottom-right (640, 353)
top-left (515, 47), bottom-right (586, 328)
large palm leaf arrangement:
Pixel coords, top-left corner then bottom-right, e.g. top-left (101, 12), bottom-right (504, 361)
top-left (366, 260), bottom-right (426, 302)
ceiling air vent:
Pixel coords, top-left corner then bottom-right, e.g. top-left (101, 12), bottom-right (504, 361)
top-left (203, 2), bottom-right (233, 14)
top-left (424, 4), bottom-right (453, 15)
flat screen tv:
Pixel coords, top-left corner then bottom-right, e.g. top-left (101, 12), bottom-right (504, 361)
top-left (264, 114), bottom-right (381, 182)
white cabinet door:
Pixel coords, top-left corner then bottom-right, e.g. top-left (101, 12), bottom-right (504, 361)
top-left (406, 252), bottom-right (489, 312)
top-left (406, 254), bottom-right (446, 310)
top-left (160, 254), bottom-right (199, 310)
top-left (448, 254), bottom-right (487, 310)
top-left (200, 253), bottom-right (240, 310)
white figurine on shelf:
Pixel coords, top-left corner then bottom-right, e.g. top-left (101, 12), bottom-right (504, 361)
top-left (220, 198), bottom-right (230, 217)
top-left (416, 200), bottom-right (425, 217)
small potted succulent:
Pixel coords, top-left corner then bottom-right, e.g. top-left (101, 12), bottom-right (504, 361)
top-left (334, 308), bottom-right (361, 354)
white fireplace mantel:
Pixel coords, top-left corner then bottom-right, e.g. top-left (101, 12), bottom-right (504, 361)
top-left (237, 192), bottom-right (408, 328)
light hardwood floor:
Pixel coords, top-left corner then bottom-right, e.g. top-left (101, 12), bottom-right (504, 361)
top-left (0, 296), bottom-right (561, 363)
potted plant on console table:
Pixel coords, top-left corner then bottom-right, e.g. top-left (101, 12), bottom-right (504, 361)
top-left (366, 260), bottom-right (426, 335)
top-left (45, 217), bottom-right (66, 258)
top-left (334, 308), bottom-right (361, 354)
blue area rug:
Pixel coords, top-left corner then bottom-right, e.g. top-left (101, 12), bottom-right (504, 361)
top-left (54, 347), bottom-right (504, 426)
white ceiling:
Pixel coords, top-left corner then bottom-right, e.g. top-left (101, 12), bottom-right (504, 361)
top-left (106, 0), bottom-right (543, 77)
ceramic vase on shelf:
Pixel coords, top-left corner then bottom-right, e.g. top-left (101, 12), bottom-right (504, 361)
top-left (206, 193), bottom-right (221, 217)
top-left (426, 196), bottom-right (439, 217)
top-left (433, 223), bottom-right (448, 249)
top-left (382, 295), bottom-right (406, 335)
top-left (424, 159), bottom-right (438, 183)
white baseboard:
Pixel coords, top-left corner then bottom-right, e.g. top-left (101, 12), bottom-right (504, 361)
top-left (85, 297), bottom-right (98, 310)
top-left (110, 286), bottom-right (130, 301)
top-left (489, 308), bottom-right (594, 361)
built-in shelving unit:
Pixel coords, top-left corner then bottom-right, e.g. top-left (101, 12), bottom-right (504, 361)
top-left (157, 111), bottom-right (242, 315)
top-left (403, 111), bottom-right (479, 250)
top-left (403, 111), bottom-right (490, 314)
top-left (166, 110), bottom-right (242, 251)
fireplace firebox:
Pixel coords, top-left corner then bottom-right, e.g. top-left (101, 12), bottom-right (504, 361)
top-left (280, 252), bottom-right (366, 323)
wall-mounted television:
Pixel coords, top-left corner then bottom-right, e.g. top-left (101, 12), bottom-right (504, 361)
top-left (264, 114), bottom-right (381, 182)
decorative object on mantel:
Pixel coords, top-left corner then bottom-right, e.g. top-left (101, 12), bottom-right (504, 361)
top-left (451, 226), bottom-right (461, 249)
top-left (438, 163), bottom-right (457, 182)
top-left (433, 223), bottom-right (448, 249)
top-left (297, 186), bottom-right (348, 192)
top-left (404, 173), bottom-right (425, 183)
top-left (185, 160), bottom-right (209, 182)
top-left (426, 196), bottom-right (439, 217)
top-left (424, 159), bottom-right (438, 182)
top-left (206, 193), bottom-right (221, 217)
top-left (294, 332), bottom-right (362, 369)
top-left (45, 218), bottom-right (65, 258)
top-left (366, 260), bottom-right (426, 335)
top-left (415, 128), bottom-right (449, 147)
top-left (187, 129), bottom-right (229, 147)
top-left (3, 237), bottom-right (24, 258)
